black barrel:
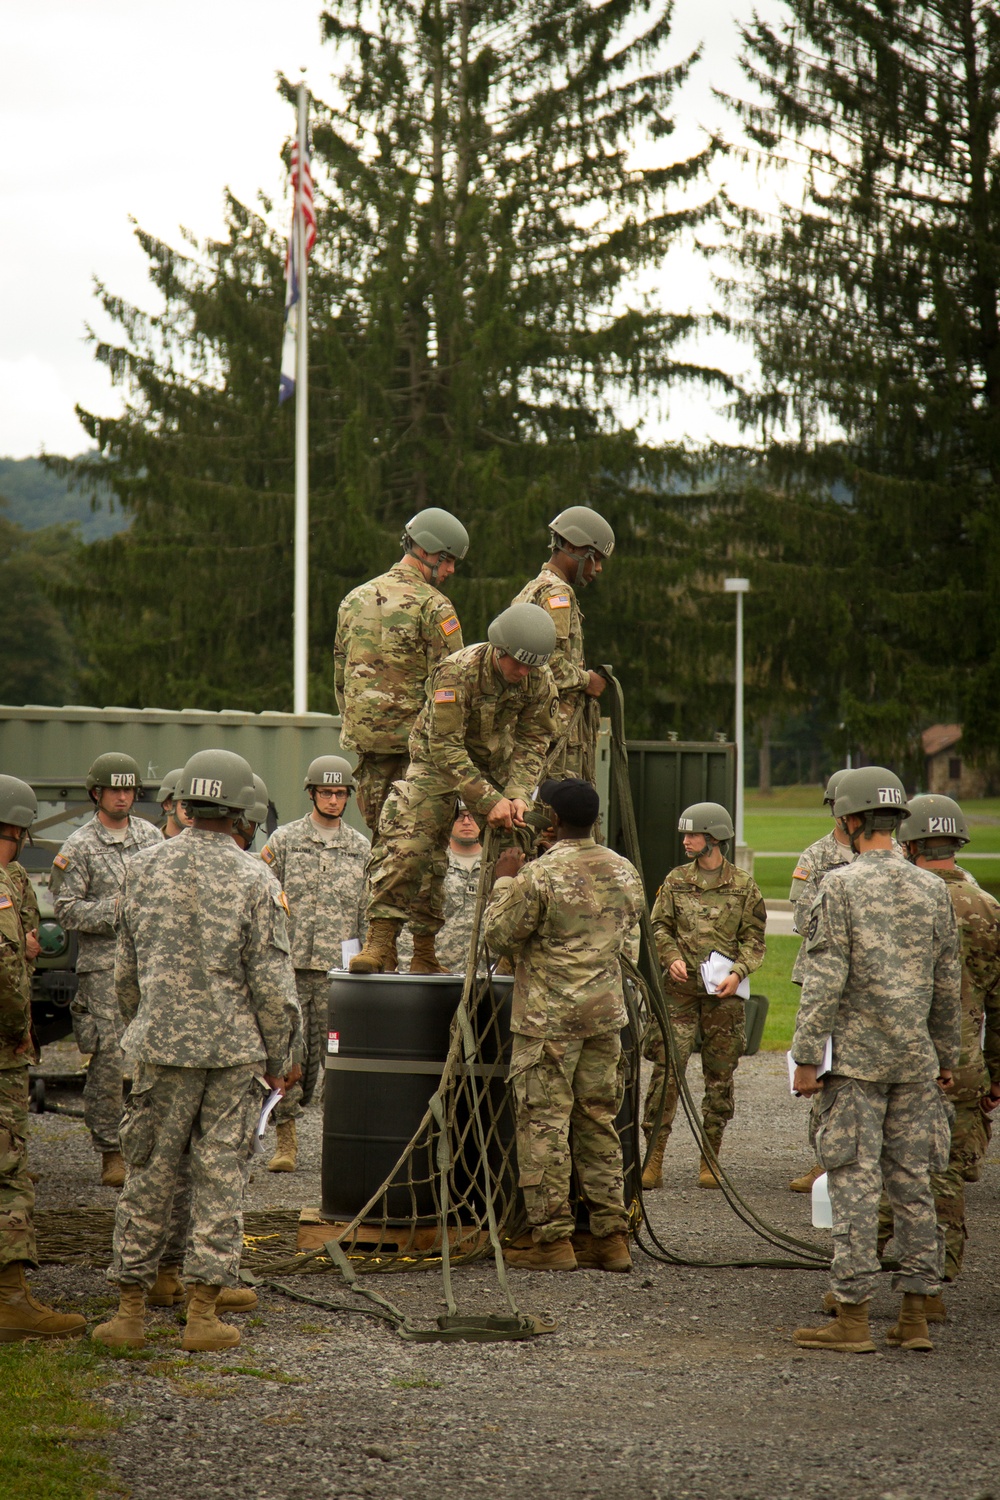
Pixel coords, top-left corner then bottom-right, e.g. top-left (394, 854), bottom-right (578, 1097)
top-left (321, 971), bottom-right (513, 1225)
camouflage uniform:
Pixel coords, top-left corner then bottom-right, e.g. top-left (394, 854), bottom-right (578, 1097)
top-left (793, 850), bottom-right (961, 1303)
top-left (641, 859), bottom-right (766, 1152)
top-left (510, 566), bottom-right (599, 783)
top-left (6, 863), bottom-right (39, 936)
top-left (51, 814), bottom-right (163, 1153)
top-left (484, 838), bottom-right (643, 1242)
top-left (367, 643), bottom-right (558, 935)
top-left (109, 827), bottom-right (299, 1290)
top-left (877, 866), bottom-right (1000, 1279)
top-left (260, 814), bottom-right (370, 1122)
top-left (789, 830), bottom-right (854, 984)
top-left (396, 848), bottom-right (484, 973)
top-left (334, 559), bottom-right (464, 836)
top-left (0, 868), bottom-right (36, 1270)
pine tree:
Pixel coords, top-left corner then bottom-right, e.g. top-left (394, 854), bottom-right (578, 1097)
top-left (727, 0), bottom-right (1000, 763)
top-left (67, 0), bottom-right (723, 727)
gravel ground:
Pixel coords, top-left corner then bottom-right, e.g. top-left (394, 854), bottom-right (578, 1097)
top-left (26, 1047), bottom-right (1000, 1500)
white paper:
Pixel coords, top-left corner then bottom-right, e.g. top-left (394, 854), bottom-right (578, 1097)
top-left (253, 1088), bottom-right (284, 1154)
top-left (341, 938), bottom-right (361, 967)
top-left (787, 1037), bottom-right (834, 1094)
top-left (699, 950), bottom-right (750, 1001)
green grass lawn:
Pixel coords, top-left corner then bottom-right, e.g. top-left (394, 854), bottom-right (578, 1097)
top-left (0, 1342), bottom-right (115, 1500)
top-left (752, 933), bottom-right (801, 1051)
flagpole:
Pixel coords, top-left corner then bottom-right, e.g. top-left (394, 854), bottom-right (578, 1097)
top-left (293, 80), bottom-right (309, 715)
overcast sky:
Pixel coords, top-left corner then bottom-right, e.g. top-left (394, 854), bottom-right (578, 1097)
top-left (1, 0), bottom-right (788, 462)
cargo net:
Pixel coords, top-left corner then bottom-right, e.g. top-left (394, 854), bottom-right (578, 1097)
top-left (242, 672), bottom-right (830, 1338)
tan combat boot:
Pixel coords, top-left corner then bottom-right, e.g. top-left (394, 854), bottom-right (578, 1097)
top-left (409, 933), bottom-right (448, 975)
top-left (924, 1293), bottom-right (947, 1323)
top-left (886, 1293), bottom-right (933, 1351)
top-left (698, 1154), bottom-right (722, 1189)
top-left (641, 1131), bottom-right (667, 1192)
top-left (182, 1285), bottom-right (241, 1351)
top-left (585, 1232), bottom-right (633, 1273)
top-left (93, 1284), bottom-right (147, 1349)
top-left (0, 1263), bottom-right (86, 1342)
top-left (348, 918), bottom-right (401, 974)
top-left (503, 1235), bottom-right (578, 1271)
top-left (793, 1298), bottom-right (876, 1353)
top-left (184, 1284), bottom-right (259, 1315)
top-left (788, 1162), bottom-right (824, 1194)
top-left (267, 1119), bottom-right (297, 1173)
top-left (147, 1263), bottom-right (185, 1307)
top-left (101, 1151), bottom-right (126, 1188)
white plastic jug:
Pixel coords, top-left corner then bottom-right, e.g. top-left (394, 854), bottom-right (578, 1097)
top-left (811, 1170), bottom-right (832, 1229)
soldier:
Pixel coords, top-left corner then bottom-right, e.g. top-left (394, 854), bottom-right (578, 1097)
top-left (156, 769), bottom-right (194, 838)
top-left (259, 756), bottom-right (369, 1173)
top-left (873, 794), bottom-right (1000, 1308)
top-left (334, 507), bottom-right (470, 844)
top-left (786, 770), bottom-right (853, 1193)
top-left (51, 752), bottom-right (163, 1186)
top-left (791, 767), bottom-right (961, 1355)
top-left (0, 776), bottom-right (86, 1341)
top-left (483, 779), bottom-right (644, 1271)
top-left (641, 802), bottom-right (766, 1192)
top-left (95, 749), bottom-right (300, 1354)
top-left (510, 506), bottom-right (615, 784)
top-left (396, 803), bottom-right (485, 973)
top-left (350, 602), bottom-right (559, 976)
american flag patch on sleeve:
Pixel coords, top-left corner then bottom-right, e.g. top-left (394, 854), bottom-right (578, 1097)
top-left (52, 854), bottom-right (69, 870)
top-left (547, 594), bottom-right (571, 609)
top-left (434, 689), bottom-right (457, 703)
top-left (0, 895), bottom-right (12, 910)
top-left (439, 614), bottom-right (461, 636)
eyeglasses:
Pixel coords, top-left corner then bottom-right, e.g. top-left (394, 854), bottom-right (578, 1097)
top-left (314, 787), bottom-right (349, 799)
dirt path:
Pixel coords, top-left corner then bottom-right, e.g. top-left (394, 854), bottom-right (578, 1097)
top-left (27, 1050), bottom-right (1000, 1500)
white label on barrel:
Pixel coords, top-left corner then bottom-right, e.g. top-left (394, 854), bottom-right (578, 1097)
top-left (328, 1031), bottom-right (340, 1054)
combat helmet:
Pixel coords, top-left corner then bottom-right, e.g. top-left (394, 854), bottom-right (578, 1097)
top-left (304, 755), bottom-right (356, 792)
top-left (235, 774), bottom-right (270, 843)
top-left (822, 769), bottom-right (850, 810)
top-left (549, 506), bottom-right (615, 558)
top-left (178, 749), bottom-right (256, 817)
top-left (156, 768), bottom-right (184, 806)
top-left (402, 508), bottom-right (470, 583)
top-left (86, 752), bottom-right (142, 797)
top-left (488, 603), bottom-right (557, 667)
top-left (678, 802), bottom-right (736, 844)
top-left (899, 794), bottom-right (969, 860)
top-left (0, 775), bottom-right (37, 830)
top-left (833, 766), bottom-right (909, 851)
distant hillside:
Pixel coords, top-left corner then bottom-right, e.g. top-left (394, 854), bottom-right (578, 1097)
top-left (0, 456), bottom-right (127, 542)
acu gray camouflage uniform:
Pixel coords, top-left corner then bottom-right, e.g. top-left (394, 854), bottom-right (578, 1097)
top-left (793, 851), bottom-right (961, 1304)
top-left (110, 828), bottom-right (299, 1291)
top-left (396, 848), bottom-right (485, 973)
top-left (510, 566), bottom-right (599, 784)
top-left (260, 814), bottom-right (369, 1122)
top-left (51, 813), bottom-right (162, 1153)
top-left (642, 858), bottom-right (766, 1153)
top-left (789, 830), bottom-right (854, 985)
top-left (334, 559), bottom-right (464, 837)
top-left (484, 838), bottom-right (644, 1243)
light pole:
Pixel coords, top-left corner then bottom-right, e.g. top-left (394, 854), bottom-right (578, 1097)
top-left (723, 577), bottom-right (750, 863)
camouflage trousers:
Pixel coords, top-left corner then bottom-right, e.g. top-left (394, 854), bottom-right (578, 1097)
top-left (367, 765), bottom-right (461, 935)
top-left (275, 969), bottom-right (327, 1124)
top-left (354, 753), bottom-right (408, 845)
top-left (811, 1075), bottom-right (950, 1304)
top-left (0, 1067), bottom-right (36, 1270)
top-left (877, 1098), bottom-right (992, 1282)
top-left (109, 1062), bottom-right (263, 1290)
top-left (72, 970), bottom-right (126, 1154)
top-left (509, 1031), bottom-right (628, 1242)
top-left (641, 992), bottom-right (745, 1152)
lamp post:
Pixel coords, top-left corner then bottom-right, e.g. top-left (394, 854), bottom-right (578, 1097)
top-left (723, 577), bottom-right (750, 867)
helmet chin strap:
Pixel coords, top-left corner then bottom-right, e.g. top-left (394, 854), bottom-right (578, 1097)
top-left (0, 830), bottom-right (24, 851)
top-left (690, 836), bottom-right (713, 860)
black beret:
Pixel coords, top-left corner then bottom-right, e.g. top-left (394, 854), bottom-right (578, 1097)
top-left (538, 777), bottom-right (600, 827)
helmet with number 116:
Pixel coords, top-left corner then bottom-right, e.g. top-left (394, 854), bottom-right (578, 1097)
top-left (178, 749), bottom-right (256, 817)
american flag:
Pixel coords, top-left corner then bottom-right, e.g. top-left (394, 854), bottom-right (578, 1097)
top-left (279, 133), bottom-right (316, 404)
